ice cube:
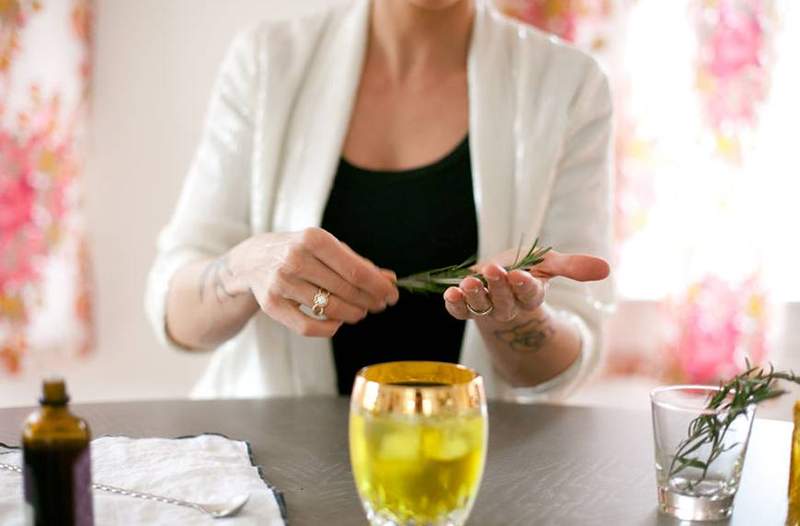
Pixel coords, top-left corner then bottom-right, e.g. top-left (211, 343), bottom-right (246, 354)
top-left (422, 425), bottom-right (470, 461)
top-left (378, 427), bottom-right (421, 460)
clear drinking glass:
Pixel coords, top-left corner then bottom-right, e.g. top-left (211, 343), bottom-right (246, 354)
top-left (349, 361), bottom-right (488, 526)
top-left (651, 385), bottom-right (756, 521)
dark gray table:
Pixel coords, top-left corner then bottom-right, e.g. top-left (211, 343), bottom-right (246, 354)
top-left (0, 398), bottom-right (791, 525)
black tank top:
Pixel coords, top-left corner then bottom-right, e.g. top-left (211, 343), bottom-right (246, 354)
top-left (320, 136), bottom-right (479, 395)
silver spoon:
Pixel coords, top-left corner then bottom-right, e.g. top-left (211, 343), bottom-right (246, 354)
top-left (0, 462), bottom-right (249, 519)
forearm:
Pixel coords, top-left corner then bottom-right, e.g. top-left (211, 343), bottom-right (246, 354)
top-left (475, 303), bottom-right (582, 387)
top-left (165, 256), bottom-right (259, 351)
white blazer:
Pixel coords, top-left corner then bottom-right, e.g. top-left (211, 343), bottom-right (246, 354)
top-left (145, 0), bottom-right (614, 402)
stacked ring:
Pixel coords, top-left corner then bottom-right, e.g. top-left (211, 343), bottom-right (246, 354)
top-left (311, 288), bottom-right (330, 318)
top-left (466, 300), bottom-right (494, 317)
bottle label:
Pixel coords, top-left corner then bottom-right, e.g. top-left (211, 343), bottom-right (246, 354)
top-left (74, 447), bottom-right (94, 526)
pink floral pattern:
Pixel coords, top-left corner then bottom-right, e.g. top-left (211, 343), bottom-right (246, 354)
top-left (665, 275), bottom-right (768, 383)
top-left (693, 0), bottom-right (776, 161)
top-left (0, 1), bottom-right (40, 74)
top-left (0, 0), bottom-right (93, 374)
top-left (500, 0), bottom-right (582, 41)
top-left (0, 96), bottom-right (70, 296)
top-left (495, 0), bottom-right (617, 48)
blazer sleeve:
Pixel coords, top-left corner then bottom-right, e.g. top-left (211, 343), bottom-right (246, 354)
top-left (144, 28), bottom-right (259, 351)
top-left (505, 59), bottom-right (615, 402)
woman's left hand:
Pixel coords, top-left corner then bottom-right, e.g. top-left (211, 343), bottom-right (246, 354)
top-left (443, 250), bottom-right (610, 324)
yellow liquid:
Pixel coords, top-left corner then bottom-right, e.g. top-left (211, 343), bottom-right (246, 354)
top-left (350, 411), bottom-right (486, 523)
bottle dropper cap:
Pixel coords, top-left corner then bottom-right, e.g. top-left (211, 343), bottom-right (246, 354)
top-left (40, 376), bottom-right (69, 406)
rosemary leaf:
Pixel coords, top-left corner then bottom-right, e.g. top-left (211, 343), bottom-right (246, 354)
top-left (668, 363), bottom-right (800, 486)
top-left (396, 239), bottom-right (552, 294)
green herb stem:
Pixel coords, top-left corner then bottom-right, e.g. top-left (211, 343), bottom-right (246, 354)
top-left (668, 364), bottom-right (800, 487)
top-left (395, 239), bottom-right (552, 294)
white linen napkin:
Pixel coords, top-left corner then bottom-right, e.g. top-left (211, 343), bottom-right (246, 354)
top-left (0, 434), bottom-right (286, 525)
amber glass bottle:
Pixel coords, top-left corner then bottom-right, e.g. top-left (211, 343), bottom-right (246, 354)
top-left (789, 401), bottom-right (800, 526)
top-left (22, 378), bottom-right (94, 526)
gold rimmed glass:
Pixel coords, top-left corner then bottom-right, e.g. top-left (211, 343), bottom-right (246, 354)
top-left (349, 361), bottom-right (488, 526)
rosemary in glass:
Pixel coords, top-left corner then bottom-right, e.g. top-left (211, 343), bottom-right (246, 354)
top-left (669, 363), bottom-right (800, 486)
top-left (395, 239), bottom-right (551, 294)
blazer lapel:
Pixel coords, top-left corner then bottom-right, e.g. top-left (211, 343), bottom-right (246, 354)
top-left (269, 0), bottom-right (370, 395)
top-left (272, 0), bottom-right (370, 235)
top-left (462, 4), bottom-right (517, 395)
top-left (468, 3), bottom-right (516, 260)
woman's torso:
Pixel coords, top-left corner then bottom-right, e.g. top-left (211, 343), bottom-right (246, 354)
top-left (179, 0), bottom-right (611, 399)
top-left (321, 136), bottom-right (478, 394)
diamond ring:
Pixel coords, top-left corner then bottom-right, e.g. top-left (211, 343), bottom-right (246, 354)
top-left (311, 288), bottom-right (331, 318)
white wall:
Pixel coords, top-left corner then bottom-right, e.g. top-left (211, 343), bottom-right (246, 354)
top-left (0, 0), bottom-right (337, 408)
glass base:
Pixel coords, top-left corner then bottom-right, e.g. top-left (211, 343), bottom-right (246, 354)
top-left (364, 501), bottom-right (469, 526)
top-left (658, 486), bottom-right (734, 521)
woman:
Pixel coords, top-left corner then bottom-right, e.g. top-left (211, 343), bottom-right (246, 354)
top-left (146, 0), bottom-right (613, 401)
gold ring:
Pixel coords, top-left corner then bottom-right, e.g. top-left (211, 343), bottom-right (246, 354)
top-left (311, 288), bottom-right (330, 318)
top-left (465, 299), bottom-right (494, 317)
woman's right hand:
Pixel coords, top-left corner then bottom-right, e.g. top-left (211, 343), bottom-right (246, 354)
top-left (224, 227), bottom-right (398, 338)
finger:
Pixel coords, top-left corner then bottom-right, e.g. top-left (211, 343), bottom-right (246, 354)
top-left (300, 255), bottom-right (384, 312)
top-left (305, 229), bottom-right (399, 304)
top-left (483, 263), bottom-right (516, 321)
top-left (279, 277), bottom-right (367, 324)
top-left (471, 248), bottom-right (525, 273)
top-left (460, 277), bottom-right (492, 313)
top-left (380, 268), bottom-right (397, 282)
top-left (533, 250), bottom-right (610, 282)
top-left (443, 287), bottom-right (470, 320)
top-left (264, 296), bottom-right (343, 338)
top-left (507, 270), bottom-right (545, 310)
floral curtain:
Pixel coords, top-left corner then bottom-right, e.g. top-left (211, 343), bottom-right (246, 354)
top-left (497, 0), bottom-right (799, 383)
top-left (0, 0), bottom-right (93, 374)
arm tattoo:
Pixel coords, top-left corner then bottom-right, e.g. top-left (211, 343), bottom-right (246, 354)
top-left (197, 257), bottom-right (237, 303)
top-left (493, 316), bottom-right (555, 353)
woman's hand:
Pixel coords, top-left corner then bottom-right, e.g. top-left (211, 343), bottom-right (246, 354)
top-left (442, 249), bottom-right (609, 325)
top-left (225, 227), bottom-right (398, 338)
top-left (442, 249), bottom-right (609, 386)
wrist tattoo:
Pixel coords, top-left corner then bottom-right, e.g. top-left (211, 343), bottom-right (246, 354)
top-left (493, 315), bottom-right (555, 353)
top-left (198, 257), bottom-right (237, 303)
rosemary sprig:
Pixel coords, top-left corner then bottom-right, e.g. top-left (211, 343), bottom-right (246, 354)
top-left (395, 239), bottom-right (552, 294)
top-left (668, 363), bottom-right (800, 487)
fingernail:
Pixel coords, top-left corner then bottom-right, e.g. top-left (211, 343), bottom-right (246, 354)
top-left (487, 273), bottom-right (500, 282)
